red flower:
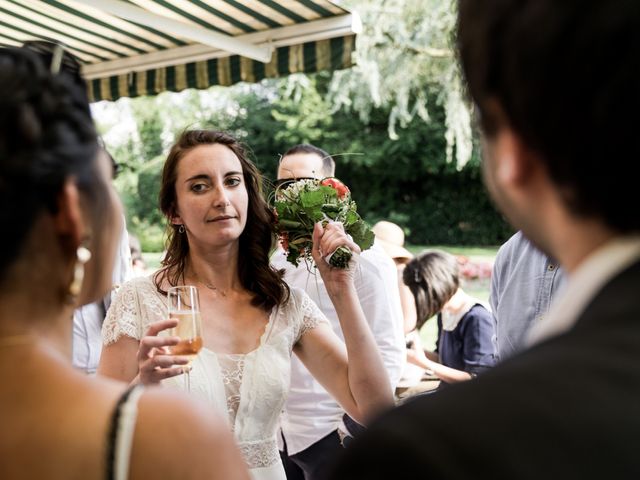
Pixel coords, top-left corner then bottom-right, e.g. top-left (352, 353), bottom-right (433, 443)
top-left (280, 232), bottom-right (289, 251)
top-left (321, 177), bottom-right (350, 199)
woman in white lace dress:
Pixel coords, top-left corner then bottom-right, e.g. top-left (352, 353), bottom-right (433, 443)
top-left (98, 130), bottom-right (393, 480)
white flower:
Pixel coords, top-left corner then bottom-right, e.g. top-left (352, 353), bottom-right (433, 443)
top-left (275, 178), bottom-right (319, 201)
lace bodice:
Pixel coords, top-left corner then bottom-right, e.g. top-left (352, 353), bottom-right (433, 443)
top-left (102, 275), bottom-right (328, 478)
top-left (218, 353), bottom-right (245, 431)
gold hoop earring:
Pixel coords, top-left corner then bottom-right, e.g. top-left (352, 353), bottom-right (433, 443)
top-left (178, 225), bottom-right (186, 234)
top-left (67, 246), bottom-right (92, 302)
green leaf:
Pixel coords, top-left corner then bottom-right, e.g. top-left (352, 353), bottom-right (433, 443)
top-left (345, 210), bottom-right (359, 225)
top-left (300, 189), bottom-right (326, 208)
top-left (348, 221), bottom-right (375, 251)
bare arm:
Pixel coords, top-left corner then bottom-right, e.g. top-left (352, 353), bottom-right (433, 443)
top-left (98, 319), bottom-right (188, 384)
top-left (407, 343), bottom-right (472, 383)
top-left (98, 336), bottom-right (139, 382)
top-left (294, 223), bottom-right (394, 425)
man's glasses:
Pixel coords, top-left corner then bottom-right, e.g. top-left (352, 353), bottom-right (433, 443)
top-left (273, 177), bottom-right (316, 189)
top-left (22, 40), bottom-right (81, 76)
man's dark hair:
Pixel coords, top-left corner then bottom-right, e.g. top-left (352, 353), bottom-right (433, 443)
top-left (282, 144), bottom-right (335, 177)
top-left (457, 0), bottom-right (640, 233)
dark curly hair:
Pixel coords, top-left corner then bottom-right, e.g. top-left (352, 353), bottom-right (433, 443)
top-left (457, 0), bottom-right (640, 233)
top-left (0, 47), bottom-right (105, 284)
top-left (155, 129), bottom-right (289, 311)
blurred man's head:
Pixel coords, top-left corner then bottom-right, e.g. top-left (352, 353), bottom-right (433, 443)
top-left (277, 144), bottom-right (334, 182)
top-left (457, 0), bottom-right (640, 247)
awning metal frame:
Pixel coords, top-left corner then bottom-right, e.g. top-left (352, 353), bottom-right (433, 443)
top-left (82, 11), bottom-right (361, 80)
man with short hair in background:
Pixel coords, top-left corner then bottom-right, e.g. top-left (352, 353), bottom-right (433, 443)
top-left (273, 144), bottom-right (406, 480)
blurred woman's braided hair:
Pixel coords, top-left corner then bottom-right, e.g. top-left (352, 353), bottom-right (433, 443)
top-left (0, 46), bottom-right (102, 280)
top-left (403, 249), bottom-right (460, 329)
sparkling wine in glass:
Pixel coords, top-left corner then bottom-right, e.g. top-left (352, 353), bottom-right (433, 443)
top-left (167, 286), bottom-right (203, 392)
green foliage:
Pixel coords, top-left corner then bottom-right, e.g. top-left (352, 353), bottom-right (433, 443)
top-left (100, 75), bottom-right (511, 249)
top-left (131, 220), bottom-right (165, 253)
top-left (96, 46), bottom-right (510, 251)
top-left (135, 155), bottom-right (164, 226)
top-left (274, 179), bottom-right (373, 268)
top-left (330, 0), bottom-right (472, 167)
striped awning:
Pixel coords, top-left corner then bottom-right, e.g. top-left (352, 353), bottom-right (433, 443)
top-left (0, 0), bottom-right (359, 102)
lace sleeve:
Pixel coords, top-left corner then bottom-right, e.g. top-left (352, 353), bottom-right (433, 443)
top-left (102, 278), bottom-right (145, 345)
top-left (294, 289), bottom-right (330, 343)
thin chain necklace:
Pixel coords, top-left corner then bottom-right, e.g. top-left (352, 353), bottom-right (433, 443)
top-left (191, 271), bottom-right (228, 297)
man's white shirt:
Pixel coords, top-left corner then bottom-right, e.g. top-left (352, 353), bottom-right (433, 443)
top-left (72, 217), bottom-right (132, 374)
top-left (273, 241), bottom-right (406, 455)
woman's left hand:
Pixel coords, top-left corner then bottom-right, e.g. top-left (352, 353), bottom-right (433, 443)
top-left (311, 221), bottom-right (360, 295)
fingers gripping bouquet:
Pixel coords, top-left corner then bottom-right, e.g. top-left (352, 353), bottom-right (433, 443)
top-left (274, 178), bottom-right (374, 268)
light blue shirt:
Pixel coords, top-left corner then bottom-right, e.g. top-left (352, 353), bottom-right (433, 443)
top-left (490, 231), bottom-right (566, 361)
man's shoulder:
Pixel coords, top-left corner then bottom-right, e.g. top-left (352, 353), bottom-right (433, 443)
top-left (493, 231), bottom-right (550, 281)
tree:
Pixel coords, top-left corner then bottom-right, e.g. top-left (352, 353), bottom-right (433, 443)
top-left (329, 0), bottom-right (473, 168)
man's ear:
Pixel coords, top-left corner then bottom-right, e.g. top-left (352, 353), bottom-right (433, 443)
top-left (494, 127), bottom-right (540, 191)
top-left (482, 99), bottom-right (537, 189)
top-left (54, 178), bottom-right (85, 251)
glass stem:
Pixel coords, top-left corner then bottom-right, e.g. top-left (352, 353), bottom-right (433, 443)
top-left (184, 370), bottom-right (191, 392)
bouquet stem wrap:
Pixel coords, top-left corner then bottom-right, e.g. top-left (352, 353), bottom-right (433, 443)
top-left (274, 178), bottom-right (374, 269)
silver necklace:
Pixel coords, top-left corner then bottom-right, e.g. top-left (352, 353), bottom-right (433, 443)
top-left (192, 272), bottom-right (228, 296)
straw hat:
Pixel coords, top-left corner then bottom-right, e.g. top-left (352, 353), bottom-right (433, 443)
top-left (372, 221), bottom-right (413, 261)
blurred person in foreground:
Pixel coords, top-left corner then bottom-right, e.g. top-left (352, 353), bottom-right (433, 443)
top-left (330, 0), bottom-right (640, 477)
top-left (0, 44), bottom-right (246, 479)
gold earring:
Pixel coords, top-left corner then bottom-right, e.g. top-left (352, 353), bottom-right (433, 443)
top-left (68, 246), bottom-right (92, 300)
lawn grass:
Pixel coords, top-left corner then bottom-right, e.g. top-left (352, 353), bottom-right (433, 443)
top-left (407, 244), bottom-right (500, 262)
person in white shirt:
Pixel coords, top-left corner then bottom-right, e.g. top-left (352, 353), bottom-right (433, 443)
top-left (72, 151), bottom-right (132, 374)
top-left (272, 144), bottom-right (405, 480)
top-left (72, 218), bottom-right (131, 374)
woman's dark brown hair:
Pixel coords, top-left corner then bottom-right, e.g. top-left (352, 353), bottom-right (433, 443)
top-left (154, 129), bottom-right (289, 311)
top-left (403, 249), bottom-right (460, 329)
top-left (0, 47), bottom-right (108, 291)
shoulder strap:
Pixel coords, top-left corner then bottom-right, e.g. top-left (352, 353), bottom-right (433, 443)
top-left (106, 385), bottom-right (144, 480)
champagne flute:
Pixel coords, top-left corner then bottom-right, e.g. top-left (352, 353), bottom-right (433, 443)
top-left (167, 286), bottom-right (203, 392)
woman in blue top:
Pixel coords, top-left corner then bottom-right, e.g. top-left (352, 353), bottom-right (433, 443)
top-left (403, 250), bottom-right (497, 384)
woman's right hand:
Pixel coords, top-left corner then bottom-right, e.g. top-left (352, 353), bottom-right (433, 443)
top-left (136, 318), bottom-right (190, 385)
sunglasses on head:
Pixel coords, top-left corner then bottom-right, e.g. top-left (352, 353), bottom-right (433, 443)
top-left (22, 39), bottom-right (81, 76)
top-left (273, 177), bottom-right (316, 189)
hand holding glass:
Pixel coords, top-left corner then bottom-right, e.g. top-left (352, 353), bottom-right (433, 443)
top-left (167, 286), bottom-right (203, 391)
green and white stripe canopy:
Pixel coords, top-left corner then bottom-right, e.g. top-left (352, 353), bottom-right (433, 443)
top-left (0, 0), bottom-right (359, 102)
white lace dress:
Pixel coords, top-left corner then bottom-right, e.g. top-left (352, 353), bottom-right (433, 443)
top-left (102, 275), bottom-right (328, 480)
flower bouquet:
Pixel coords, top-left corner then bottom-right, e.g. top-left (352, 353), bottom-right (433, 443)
top-left (274, 178), bottom-right (374, 269)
